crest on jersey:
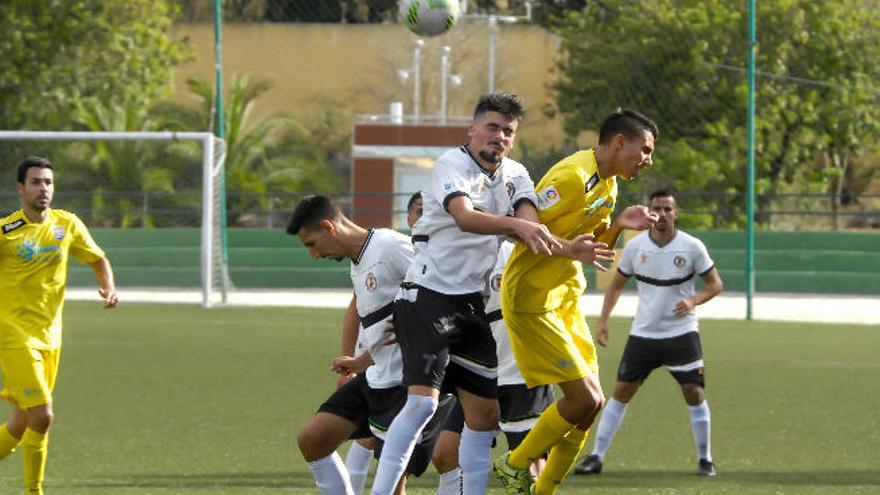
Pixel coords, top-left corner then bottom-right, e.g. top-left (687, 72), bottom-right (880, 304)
top-left (365, 272), bottom-right (378, 292)
top-left (490, 273), bottom-right (502, 292)
top-left (674, 255), bottom-right (686, 268)
top-left (536, 186), bottom-right (561, 210)
top-left (640, 253), bottom-right (648, 263)
top-left (52, 226), bottom-right (65, 240)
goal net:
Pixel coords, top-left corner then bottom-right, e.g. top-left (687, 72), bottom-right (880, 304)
top-left (0, 131), bottom-right (231, 307)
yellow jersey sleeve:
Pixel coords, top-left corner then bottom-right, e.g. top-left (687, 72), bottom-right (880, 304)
top-left (68, 213), bottom-right (105, 264)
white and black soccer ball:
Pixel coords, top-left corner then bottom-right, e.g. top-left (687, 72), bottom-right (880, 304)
top-left (400, 0), bottom-right (460, 37)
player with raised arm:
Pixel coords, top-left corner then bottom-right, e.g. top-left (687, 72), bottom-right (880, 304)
top-left (494, 109), bottom-right (660, 495)
top-left (574, 189), bottom-right (723, 477)
top-left (0, 156), bottom-right (119, 495)
top-left (369, 92), bottom-right (562, 495)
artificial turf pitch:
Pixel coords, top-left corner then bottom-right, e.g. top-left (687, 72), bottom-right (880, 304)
top-left (0, 301), bottom-right (877, 494)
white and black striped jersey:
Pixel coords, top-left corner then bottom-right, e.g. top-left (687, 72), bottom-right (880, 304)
top-left (485, 240), bottom-right (526, 386)
top-left (406, 146), bottom-right (538, 295)
top-left (617, 230), bottom-right (715, 339)
top-left (351, 229), bottom-right (413, 389)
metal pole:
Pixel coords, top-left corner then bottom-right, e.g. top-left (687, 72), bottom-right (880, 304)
top-left (488, 15), bottom-right (497, 93)
top-left (213, 0), bottom-right (229, 303)
top-left (413, 39), bottom-right (424, 122)
top-left (746, 0), bottom-right (757, 320)
top-left (440, 46), bottom-right (450, 124)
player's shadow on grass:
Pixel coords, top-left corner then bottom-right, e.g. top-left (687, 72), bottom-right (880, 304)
top-left (568, 469), bottom-right (880, 488)
top-left (72, 471), bottom-right (315, 489)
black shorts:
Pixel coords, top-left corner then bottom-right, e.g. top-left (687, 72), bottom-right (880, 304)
top-left (441, 384), bottom-right (553, 450)
top-left (394, 284), bottom-right (497, 399)
top-left (373, 394), bottom-right (458, 477)
top-left (617, 332), bottom-right (705, 386)
top-left (317, 374), bottom-right (406, 439)
top-left (499, 384), bottom-right (555, 450)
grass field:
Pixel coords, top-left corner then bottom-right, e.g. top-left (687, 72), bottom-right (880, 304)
top-left (0, 301), bottom-right (878, 494)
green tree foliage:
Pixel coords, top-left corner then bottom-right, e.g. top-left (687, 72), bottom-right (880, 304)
top-left (153, 75), bottom-right (344, 224)
top-left (0, 0), bottom-right (188, 198)
top-left (549, 0), bottom-right (880, 228)
top-left (0, 0), bottom-right (187, 130)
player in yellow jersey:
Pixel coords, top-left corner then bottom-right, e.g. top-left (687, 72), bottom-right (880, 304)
top-left (494, 109), bottom-right (660, 495)
top-left (0, 156), bottom-right (118, 494)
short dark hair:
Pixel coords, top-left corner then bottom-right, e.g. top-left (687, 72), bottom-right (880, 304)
top-left (473, 92), bottom-right (524, 121)
top-left (598, 108), bottom-right (659, 144)
top-left (286, 195), bottom-right (341, 235)
top-left (17, 156), bottom-right (54, 183)
top-left (649, 188), bottom-right (676, 201)
top-left (406, 191), bottom-right (422, 212)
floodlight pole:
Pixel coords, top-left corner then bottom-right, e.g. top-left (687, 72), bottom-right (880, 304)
top-left (413, 39), bottom-right (424, 122)
top-left (488, 15), bottom-right (496, 93)
top-left (440, 46), bottom-right (451, 124)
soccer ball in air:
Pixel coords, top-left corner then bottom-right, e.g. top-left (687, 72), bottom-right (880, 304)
top-left (400, 0), bottom-right (460, 37)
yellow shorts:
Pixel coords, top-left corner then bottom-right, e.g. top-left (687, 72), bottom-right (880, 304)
top-left (503, 297), bottom-right (599, 388)
top-left (0, 347), bottom-right (61, 410)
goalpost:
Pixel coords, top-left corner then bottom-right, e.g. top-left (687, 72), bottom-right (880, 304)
top-left (0, 131), bottom-right (231, 308)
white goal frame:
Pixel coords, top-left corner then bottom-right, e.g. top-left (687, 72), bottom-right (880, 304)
top-left (0, 131), bottom-right (229, 307)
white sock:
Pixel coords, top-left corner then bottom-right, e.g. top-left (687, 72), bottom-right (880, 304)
top-left (345, 442), bottom-right (374, 495)
top-left (688, 400), bottom-right (712, 462)
top-left (370, 395), bottom-right (439, 495)
top-left (308, 452), bottom-right (355, 495)
top-left (591, 397), bottom-right (629, 460)
top-left (437, 467), bottom-right (462, 495)
top-left (459, 426), bottom-right (495, 495)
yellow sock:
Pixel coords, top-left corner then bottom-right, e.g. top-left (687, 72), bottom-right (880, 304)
top-left (0, 423), bottom-right (22, 461)
top-left (22, 428), bottom-right (48, 495)
top-left (508, 402), bottom-right (576, 469)
top-left (533, 427), bottom-right (588, 495)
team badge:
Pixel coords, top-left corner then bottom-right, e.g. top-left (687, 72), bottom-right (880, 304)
top-left (536, 186), bottom-right (561, 210)
top-left (505, 181), bottom-right (515, 200)
top-left (674, 255), bottom-right (686, 268)
top-left (640, 253), bottom-right (648, 263)
top-left (444, 181), bottom-right (454, 191)
top-left (52, 226), bottom-right (65, 240)
top-left (490, 273), bottom-right (502, 292)
top-left (365, 272), bottom-right (378, 293)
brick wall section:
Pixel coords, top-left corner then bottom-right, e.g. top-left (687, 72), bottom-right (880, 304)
top-left (351, 124), bottom-right (469, 227)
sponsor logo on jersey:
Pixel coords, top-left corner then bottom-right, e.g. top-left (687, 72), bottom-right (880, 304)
top-left (15, 238), bottom-right (61, 263)
top-left (365, 272), bottom-right (378, 292)
top-left (674, 255), bottom-right (687, 268)
top-left (584, 195), bottom-right (609, 215)
top-left (536, 185), bottom-right (561, 210)
top-left (53, 225), bottom-right (65, 240)
top-left (585, 173), bottom-right (599, 193)
top-left (2, 219), bottom-right (25, 234)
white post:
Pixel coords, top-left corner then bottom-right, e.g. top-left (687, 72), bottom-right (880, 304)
top-left (440, 45), bottom-right (450, 124)
top-left (201, 134), bottom-right (214, 308)
top-left (488, 15), bottom-right (497, 93)
top-left (413, 39), bottom-right (424, 122)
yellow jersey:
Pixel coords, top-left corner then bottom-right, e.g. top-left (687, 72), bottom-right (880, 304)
top-left (503, 150), bottom-right (618, 312)
top-left (0, 209), bottom-right (105, 350)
